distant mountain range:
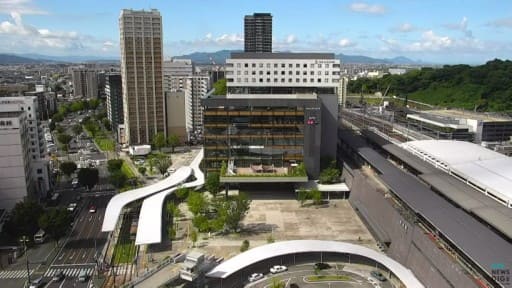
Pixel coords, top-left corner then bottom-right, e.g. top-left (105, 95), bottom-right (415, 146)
top-left (0, 50), bottom-right (422, 65)
top-left (174, 49), bottom-right (423, 65)
top-left (0, 53), bottom-right (119, 64)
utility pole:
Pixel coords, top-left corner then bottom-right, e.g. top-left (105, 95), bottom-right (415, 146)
top-left (20, 236), bottom-right (31, 286)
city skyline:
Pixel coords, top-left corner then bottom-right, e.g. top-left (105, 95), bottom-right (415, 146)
top-left (0, 0), bottom-right (511, 64)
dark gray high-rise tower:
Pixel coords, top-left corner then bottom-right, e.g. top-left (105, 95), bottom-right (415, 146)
top-left (244, 13), bottom-right (272, 53)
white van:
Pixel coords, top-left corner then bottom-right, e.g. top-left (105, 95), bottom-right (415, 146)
top-left (33, 229), bottom-right (47, 244)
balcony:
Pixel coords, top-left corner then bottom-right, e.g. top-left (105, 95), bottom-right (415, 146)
top-left (220, 162), bottom-right (308, 183)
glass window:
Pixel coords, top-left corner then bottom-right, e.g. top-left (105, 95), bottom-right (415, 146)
top-left (274, 63), bottom-right (278, 68)
top-left (237, 63), bottom-right (241, 68)
top-left (259, 63), bottom-right (263, 68)
top-left (244, 63), bottom-right (248, 68)
top-left (252, 63), bottom-right (256, 67)
top-left (266, 63), bottom-right (271, 68)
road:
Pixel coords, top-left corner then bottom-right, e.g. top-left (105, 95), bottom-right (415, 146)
top-left (40, 195), bottom-right (111, 288)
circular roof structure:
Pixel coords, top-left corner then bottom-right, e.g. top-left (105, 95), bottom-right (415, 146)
top-left (206, 240), bottom-right (424, 288)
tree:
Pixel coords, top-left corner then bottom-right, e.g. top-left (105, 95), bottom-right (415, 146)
top-left (83, 120), bottom-right (99, 137)
top-left (102, 118), bottom-right (111, 131)
top-left (213, 79), bottom-right (227, 95)
top-left (70, 101), bottom-right (85, 112)
top-left (4, 201), bottom-right (44, 239)
top-left (205, 172), bottom-right (221, 197)
top-left (88, 98), bottom-right (100, 110)
top-left (187, 191), bottom-right (208, 216)
top-left (107, 159), bottom-right (124, 173)
top-left (297, 188), bottom-right (309, 207)
top-left (310, 188), bottom-right (323, 205)
top-left (190, 229), bottom-right (198, 247)
top-left (240, 239), bottom-right (250, 252)
top-left (72, 124), bottom-right (83, 136)
top-left (151, 153), bottom-right (172, 175)
top-left (152, 132), bottom-right (167, 150)
top-left (319, 166), bottom-right (341, 184)
top-left (166, 201), bottom-right (180, 221)
top-left (60, 161), bottom-right (77, 177)
top-left (52, 113), bottom-right (64, 123)
top-left (38, 208), bottom-right (72, 244)
top-left (109, 170), bottom-right (127, 188)
top-left (77, 168), bottom-right (99, 190)
top-left (167, 134), bottom-right (180, 152)
top-left (218, 193), bottom-right (251, 232)
top-left (192, 214), bottom-right (210, 232)
top-left (138, 166), bottom-right (147, 175)
top-left (55, 124), bottom-right (65, 134)
top-left (175, 187), bottom-right (190, 200)
top-left (167, 226), bottom-right (176, 240)
top-left (57, 133), bottom-right (72, 145)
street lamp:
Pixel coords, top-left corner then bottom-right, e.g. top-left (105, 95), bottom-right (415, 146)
top-left (19, 236), bottom-right (31, 285)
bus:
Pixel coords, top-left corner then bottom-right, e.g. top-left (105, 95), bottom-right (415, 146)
top-left (33, 229), bottom-right (47, 244)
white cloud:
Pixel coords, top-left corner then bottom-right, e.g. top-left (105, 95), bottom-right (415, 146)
top-left (0, 0), bottom-right (46, 15)
top-left (392, 23), bottom-right (416, 33)
top-left (349, 2), bottom-right (386, 14)
top-left (488, 18), bottom-right (512, 28)
top-left (285, 34), bottom-right (297, 44)
top-left (408, 30), bottom-right (453, 51)
top-left (0, 12), bottom-right (114, 54)
top-left (338, 38), bottom-right (357, 48)
top-left (444, 16), bottom-right (473, 37)
top-left (214, 33), bottom-right (243, 45)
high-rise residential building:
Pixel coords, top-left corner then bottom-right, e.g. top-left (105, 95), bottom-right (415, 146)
top-left (120, 9), bottom-right (165, 145)
top-left (244, 13), bottom-right (272, 53)
top-left (0, 111), bottom-right (35, 210)
top-left (105, 73), bottom-right (124, 142)
top-left (72, 69), bottom-right (98, 98)
top-left (163, 59), bottom-right (210, 142)
top-left (203, 52), bottom-right (340, 179)
top-left (0, 96), bottom-right (51, 201)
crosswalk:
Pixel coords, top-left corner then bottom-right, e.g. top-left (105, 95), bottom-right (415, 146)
top-left (0, 269), bottom-right (34, 279)
top-left (44, 267), bottom-right (94, 278)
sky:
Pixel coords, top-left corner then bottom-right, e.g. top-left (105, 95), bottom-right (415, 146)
top-left (0, 0), bottom-right (512, 64)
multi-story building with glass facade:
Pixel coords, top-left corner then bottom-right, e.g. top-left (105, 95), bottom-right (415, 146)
top-left (203, 52), bottom-right (340, 181)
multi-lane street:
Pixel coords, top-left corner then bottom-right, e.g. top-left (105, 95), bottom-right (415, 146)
top-left (42, 195), bottom-right (110, 288)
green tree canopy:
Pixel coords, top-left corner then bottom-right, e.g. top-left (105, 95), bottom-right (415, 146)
top-left (205, 172), bottom-right (221, 196)
top-left (38, 208), bottom-right (72, 243)
top-left (77, 168), bottom-right (99, 190)
top-left (187, 191), bottom-right (209, 216)
top-left (5, 201), bottom-right (44, 238)
top-left (72, 124), bottom-right (83, 136)
top-left (213, 78), bottom-right (227, 95)
top-left (57, 133), bottom-right (72, 145)
top-left (217, 193), bottom-right (251, 232)
top-left (150, 153), bottom-right (172, 175)
top-left (152, 132), bottom-right (167, 150)
top-left (60, 161), bottom-right (77, 177)
top-left (107, 159), bottom-right (124, 173)
top-left (167, 134), bottom-right (180, 152)
top-left (109, 170), bottom-right (127, 188)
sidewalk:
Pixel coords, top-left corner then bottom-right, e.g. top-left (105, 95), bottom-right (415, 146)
top-left (134, 264), bottom-right (181, 288)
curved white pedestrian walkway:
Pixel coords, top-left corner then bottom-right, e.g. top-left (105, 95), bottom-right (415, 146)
top-left (135, 149), bottom-right (204, 245)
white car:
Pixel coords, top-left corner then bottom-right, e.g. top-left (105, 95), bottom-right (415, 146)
top-left (270, 265), bottom-right (287, 274)
top-left (248, 273), bottom-right (264, 282)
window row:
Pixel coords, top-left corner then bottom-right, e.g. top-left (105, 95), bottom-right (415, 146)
top-left (236, 63), bottom-right (334, 69)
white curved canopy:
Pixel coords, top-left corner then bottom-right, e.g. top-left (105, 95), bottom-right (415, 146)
top-left (101, 166), bottom-right (193, 232)
top-left (135, 149), bottom-right (204, 245)
top-left (206, 240), bottom-right (424, 288)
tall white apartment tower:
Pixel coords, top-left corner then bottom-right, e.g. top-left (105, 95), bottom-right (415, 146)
top-left (119, 9), bottom-right (166, 145)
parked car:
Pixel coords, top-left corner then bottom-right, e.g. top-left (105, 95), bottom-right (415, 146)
top-left (67, 203), bottom-right (77, 212)
top-left (270, 265), bottom-right (287, 274)
top-left (89, 206), bottom-right (96, 213)
top-left (29, 277), bottom-right (44, 288)
top-left (290, 284), bottom-right (300, 288)
top-left (314, 262), bottom-right (331, 270)
top-left (52, 271), bottom-right (65, 282)
top-left (370, 270), bottom-right (387, 281)
top-left (248, 273), bottom-right (264, 282)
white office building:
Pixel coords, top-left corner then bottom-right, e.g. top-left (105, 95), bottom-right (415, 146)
top-left (0, 96), bottom-right (51, 202)
top-left (0, 111), bottom-right (34, 209)
top-left (226, 52), bottom-right (341, 93)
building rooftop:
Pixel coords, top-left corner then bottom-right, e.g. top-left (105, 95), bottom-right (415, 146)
top-left (426, 109), bottom-right (512, 122)
top-left (230, 52), bottom-right (336, 60)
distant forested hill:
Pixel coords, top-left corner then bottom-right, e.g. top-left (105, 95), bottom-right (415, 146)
top-left (348, 59), bottom-right (512, 111)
